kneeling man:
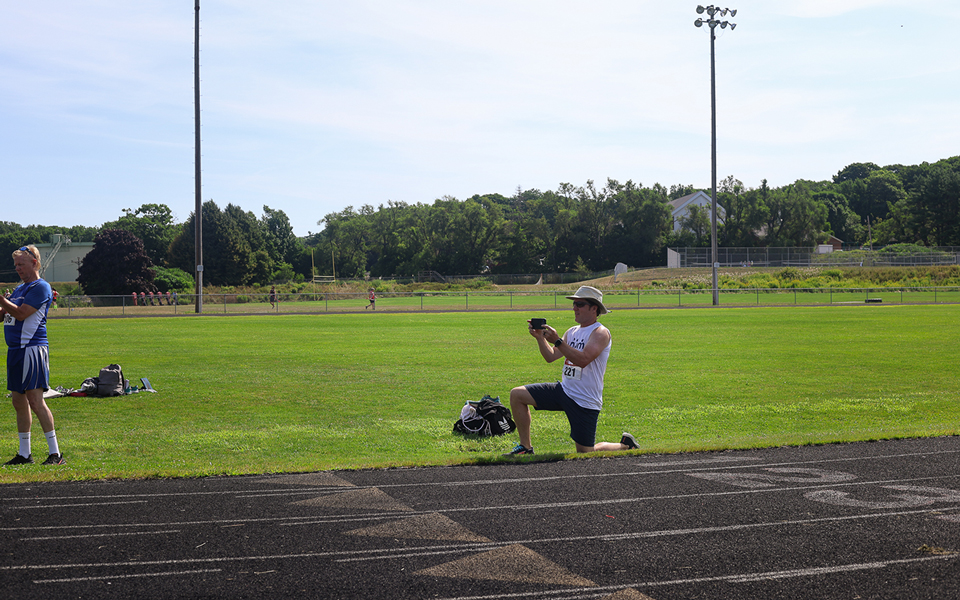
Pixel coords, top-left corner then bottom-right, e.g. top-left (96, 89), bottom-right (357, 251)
top-left (506, 286), bottom-right (638, 455)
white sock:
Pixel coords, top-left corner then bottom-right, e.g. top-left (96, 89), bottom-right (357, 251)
top-left (45, 430), bottom-right (60, 456)
top-left (18, 432), bottom-right (31, 457)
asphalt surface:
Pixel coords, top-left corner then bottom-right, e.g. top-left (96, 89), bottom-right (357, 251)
top-left (2, 436), bottom-right (960, 599)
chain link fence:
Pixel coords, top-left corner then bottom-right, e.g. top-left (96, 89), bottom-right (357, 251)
top-left (668, 247), bottom-right (960, 268)
top-left (49, 286), bottom-right (960, 317)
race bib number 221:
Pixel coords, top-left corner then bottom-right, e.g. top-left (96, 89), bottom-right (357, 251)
top-left (562, 362), bottom-right (582, 380)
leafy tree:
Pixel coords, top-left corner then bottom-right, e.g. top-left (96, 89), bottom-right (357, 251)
top-left (316, 206), bottom-right (372, 279)
top-left (861, 170), bottom-right (905, 221)
top-left (719, 176), bottom-right (764, 246)
top-left (261, 206), bottom-right (295, 261)
top-left (669, 184), bottom-right (696, 199)
top-left (759, 180), bottom-right (828, 247)
top-left (900, 164), bottom-right (960, 245)
top-left (153, 266), bottom-right (194, 292)
top-left (77, 229), bottom-right (156, 295)
top-left (169, 201), bottom-right (248, 286)
top-left (677, 203), bottom-right (711, 246)
top-left (833, 162), bottom-right (880, 184)
top-left (607, 179), bottom-right (671, 266)
top-left (814, 188), bottom-right (863, 243)
top-left (102, 204), bottom-right (181, 266)
top-left (366, 201), bottom-right (420, 277)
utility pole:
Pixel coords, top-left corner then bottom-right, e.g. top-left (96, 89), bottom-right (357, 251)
top-left (194, 0), bottom-right (204, 313)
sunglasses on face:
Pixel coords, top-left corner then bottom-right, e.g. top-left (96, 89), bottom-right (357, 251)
top-left (573, 301), bottom-right (590, 308)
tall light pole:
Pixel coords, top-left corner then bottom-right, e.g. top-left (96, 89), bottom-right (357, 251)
top-left (194, 0), bottom-right (203, 313)
top-left (695, 5), bottom-right (736, 306)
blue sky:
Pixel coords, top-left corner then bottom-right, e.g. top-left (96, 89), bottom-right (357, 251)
top-left (2, 1), bottom-right (957, 237)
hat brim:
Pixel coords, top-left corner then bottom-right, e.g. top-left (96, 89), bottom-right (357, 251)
top-left (565, 296), bottom-right (608, 315)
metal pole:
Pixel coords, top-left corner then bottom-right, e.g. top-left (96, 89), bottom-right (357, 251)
top-left (695, 6), bottom-right (736, 304)
top-left (710, 23), bottom-right (719, 306)
top-left (194, 0), bottom-right (203, 314)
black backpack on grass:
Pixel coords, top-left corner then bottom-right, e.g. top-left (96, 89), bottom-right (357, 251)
top-left (453, 395), bottom-right (516, 437)
top-left (96, 364), bottom-right (126, 397)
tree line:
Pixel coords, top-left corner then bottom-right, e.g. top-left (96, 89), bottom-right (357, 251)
top-left (1, 156), bottom-right (958, 293)
top-left (315, 156), bottom-right (960, 278)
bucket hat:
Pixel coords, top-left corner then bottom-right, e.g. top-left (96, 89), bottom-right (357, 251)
top-left (566, 285), bottom-right (608, 315)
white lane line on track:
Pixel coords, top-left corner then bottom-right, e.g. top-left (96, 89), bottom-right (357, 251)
top-left (332, 504), bottom-right (960, 562)
top-left (14, 500), bottom-right (148, 510)
top-left (242, 447), bottom-right (960, 494)
top-left (21, 530), bottom-right (181, 541)
top-left (3, 447), bottom-right (959, 504)
top-left (427, 554), bottom-right (960, 600)
top-left (4, 474), bottom-right (959, 533)
top-left (0, 486), bottom-right (352, 503)
top-left (280, 474), bottom-right (960, 525)
top-left (0, 512), bottom-right (417, 533)
top-left (33, 569), bottom-right (222, 584)
top-left (3, 505), bottom-right (959, 572)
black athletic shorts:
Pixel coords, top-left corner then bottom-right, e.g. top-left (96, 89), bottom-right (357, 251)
top-left (525, 381), bottom-right (600, 447)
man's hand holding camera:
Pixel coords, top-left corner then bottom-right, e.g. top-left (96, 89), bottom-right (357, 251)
top-left (528, 318), bottom-right (564, 362)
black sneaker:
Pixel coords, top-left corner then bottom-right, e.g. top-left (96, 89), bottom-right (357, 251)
top-left (504, 444), bottom-right (534, 456)
top-left (41, 453), bottom-right (65, 465)
top-left (4, 453), bottom-right (33, 465)
top-left (620, 433), bottom-right (639, 450)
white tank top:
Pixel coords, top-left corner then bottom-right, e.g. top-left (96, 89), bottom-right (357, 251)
top-left (560, 322), bottom-right (610, 411)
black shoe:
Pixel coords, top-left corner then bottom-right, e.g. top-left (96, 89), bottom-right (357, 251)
top-left (504, 444), bottom-right (534, 456)
top-left (41, 453), bottom-right (65, 465)
top-left (4, 453), bottom-right (33, 465)
top-left (620, 432), bottom-right (639, 450)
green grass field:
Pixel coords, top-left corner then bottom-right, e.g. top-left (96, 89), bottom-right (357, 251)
top-left (2, 303), bottom-right (958, 483)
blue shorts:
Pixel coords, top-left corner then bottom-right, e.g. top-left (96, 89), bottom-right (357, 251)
top-left (525, 382), bottom-right (600, 447)
top-left (7, 345), bottom-right (50, 394)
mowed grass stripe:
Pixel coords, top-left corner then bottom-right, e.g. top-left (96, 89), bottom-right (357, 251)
top-left (2, 304), bottom-right (957, 482)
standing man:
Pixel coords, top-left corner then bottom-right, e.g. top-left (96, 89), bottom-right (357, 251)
top-left (1, 245), bottom-right (63, 465)
top-left (506, 286), bottom-right (638, 456)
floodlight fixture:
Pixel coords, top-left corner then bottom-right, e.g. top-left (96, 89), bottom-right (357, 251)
top-left (695, 18), bottom-right (704, 27)
top-left (697, 5), bottom-right (706, 14)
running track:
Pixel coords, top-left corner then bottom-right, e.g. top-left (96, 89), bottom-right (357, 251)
top-left (3, 436), bottom-right (959, 599)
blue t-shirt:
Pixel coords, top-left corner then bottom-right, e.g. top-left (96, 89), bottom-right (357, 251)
top-left (4, 279), bottom-right (52, 349)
